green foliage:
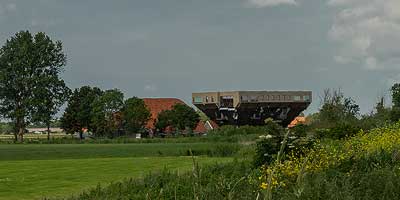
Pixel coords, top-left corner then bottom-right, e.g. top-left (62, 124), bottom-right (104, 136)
top-left (90, 89), bottom-right (124, 137)
top-left (0, 31), bottom-right (68, 142)
top-left (391, 83), bottom-right (400, 108)
top-left (155, 104), bottom-right (200, 132)
top-left (0, 143), bottom-right (241, 161)
top-left (60, 86), bottom-right (103, 136)
top-left (253, 137), bottom-right (282, 167)
top-left (208, 125), bottom-right (267, 136)
top-left (0, 122), bottom-right (13, 134)
top-left (314, 124), bottom-right (360, 140)
top-left (64, 160), bottom-right (259, 200)
top-left (121, 97), bottom-right (150, 134)
top-left (155, 109), bottom-right (173, 130)
top-left (272, 167), bottom-right (400, 200)
top-left (315, 89), bottom-right (360, 128)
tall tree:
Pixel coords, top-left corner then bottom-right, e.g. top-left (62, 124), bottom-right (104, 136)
top-left (91, 89), bottom-right (124, 137)
top-left (121, 97), bottom-right (150, 135)
top-left (0, 31), bottom-right (68, 142)
top-left (60, 86), bottom-right (103, 139)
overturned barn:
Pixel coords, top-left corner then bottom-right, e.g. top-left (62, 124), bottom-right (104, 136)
top-left (192, 91), bottom-right (312, 127)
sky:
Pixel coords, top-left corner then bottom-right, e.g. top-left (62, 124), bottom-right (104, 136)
top-left (1, 0), bottom-right (400, 114)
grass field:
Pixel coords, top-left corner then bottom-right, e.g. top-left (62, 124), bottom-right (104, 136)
top-left (0, 143), bottom-right (239, 161)
top-left (0, 143), bottom-right (233, 200)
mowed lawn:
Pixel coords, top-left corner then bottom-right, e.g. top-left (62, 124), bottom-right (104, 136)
top-left (0, 143), bottom-right (232, 200)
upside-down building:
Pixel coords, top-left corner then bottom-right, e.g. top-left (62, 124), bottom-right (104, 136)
top-left (192, 91), bottom-right (312, 127)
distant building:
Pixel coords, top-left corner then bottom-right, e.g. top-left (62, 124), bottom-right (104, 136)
top-left (143, 98), bottom-right (185, 130)
top-left (193, 120), bottom-right (219, 133)
top-left (142, 98), bottom-right (217, 134)
top-left (192, 90), bottom-right (312, 127)
top-left (26, 127), bottom-right (63, 134)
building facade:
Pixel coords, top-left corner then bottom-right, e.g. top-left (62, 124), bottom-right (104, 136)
top-left (192, 91), bottom-right (312, 126)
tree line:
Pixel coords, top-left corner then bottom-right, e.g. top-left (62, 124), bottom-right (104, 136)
top-left (0, 31), bottom-right (199, 142)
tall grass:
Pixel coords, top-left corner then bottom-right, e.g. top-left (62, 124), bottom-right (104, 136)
top-left (61, 160), bottom-right (260, 200)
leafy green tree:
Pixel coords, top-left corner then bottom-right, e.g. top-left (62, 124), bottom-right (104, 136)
top-left (60, 86), bottom-right (103, 139)
top-left (0, 31), bottom-right (68, 142)
top-left (170, 104), bottom-right (199, 132)
top-left (155, 109), bottom-right (173, 131)
top-left (91, 89), bottom-right (124, 137)
top-left (122, 97), bottom-right (150, 135)
top-left (155, 104), bottom-right (199, 133)
top-left (31, 69), bottom-right (71, 140)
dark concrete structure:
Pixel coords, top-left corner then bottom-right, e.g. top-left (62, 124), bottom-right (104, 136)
top-left (192, 91), bottom-right (312, 126)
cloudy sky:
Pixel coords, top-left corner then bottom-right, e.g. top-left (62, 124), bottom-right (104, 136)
top-left (1, 0), bottom-right (399, 113)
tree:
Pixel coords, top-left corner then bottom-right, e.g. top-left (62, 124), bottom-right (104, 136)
top-left (121, 97), bottom-right (150, 135)
top-left (31, 67), bottom-right (71, 140)
top-left (390, 84), bottom-right (400, 122)
top-left (155, 104), bottom-right (200, 133)
top-left (91, 89), bottom-right (124, 137)
top-left (170, 104), bottom-right (199, 132)
top-left (391, 83), bottom-right (400, 108)
top-left (155, 109), bottom-right (173, 131)
top-left (316, 88), bottom-right (360, 127)
top-left (0, 31), bottom-right (68, 142)
top-left (60, 86), bottom-right (103, 139)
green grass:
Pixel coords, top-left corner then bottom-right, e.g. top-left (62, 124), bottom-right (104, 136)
top-left (0, 143), bottom-right (234, 200)
top-left (0, 143), bottom-right (238, 161)
top-left (0, 156), bottom-right (231, 200)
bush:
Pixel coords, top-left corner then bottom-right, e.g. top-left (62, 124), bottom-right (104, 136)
top-left (62, 161), bottom-right (261, 200)
top-left (208, 125), bottom-right (267, 137)
top-left (314, 123), bottom-right (360, 140)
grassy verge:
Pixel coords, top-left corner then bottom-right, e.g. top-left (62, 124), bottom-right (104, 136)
top-left (0, 143), bottom-right (241, 161)
top-left (0, 156), bottom-right (232, 200)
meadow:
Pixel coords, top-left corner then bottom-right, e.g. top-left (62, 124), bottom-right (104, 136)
top-left (0, 143), bottom-right (233, 200)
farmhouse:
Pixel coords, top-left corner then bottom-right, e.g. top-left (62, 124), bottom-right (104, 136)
top-left (143, 98), bottom-right (217, 134)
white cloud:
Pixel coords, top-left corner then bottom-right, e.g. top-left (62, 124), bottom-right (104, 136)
top-left (328, 0), bottom-right (400, 70)
top-left (247, 0), bottom-right (298, 8)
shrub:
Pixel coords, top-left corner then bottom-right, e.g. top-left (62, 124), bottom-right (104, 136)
top-left (63, 161), bottom-right (261, 200)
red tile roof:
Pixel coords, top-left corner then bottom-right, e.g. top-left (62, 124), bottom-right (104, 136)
top-left (143, 98), bottom-right (185, 130)
top-left (194, 120), bottom-right (219, 133)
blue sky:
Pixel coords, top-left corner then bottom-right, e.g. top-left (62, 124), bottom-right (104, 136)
top-left (1, 0), bottom-right (399, 114)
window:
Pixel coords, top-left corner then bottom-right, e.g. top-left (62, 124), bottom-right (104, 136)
top-left (258, 95), bottom-right (264, 101)
top-left (241, 96), bottom-right (248, 101)
top-left (211, 96), bottom-right (215, 102)
top-left (276, 95), bottom-right (280, 100)
top-left (194, 97), bottom-right (203, 103)
top-left (271, 95), bottom-right (274, 100)
top-left (293, 96), bottom-right (301, 101)
top-left (250, 96), bottom-right (257, 102)
top-left (285, 95), bottom-right (290, 100)
top-left (205, 96), bottom-right (209, 103)
top-left (303, 95), bottom-right (310, 101)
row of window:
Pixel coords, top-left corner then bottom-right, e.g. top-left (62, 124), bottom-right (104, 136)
top-left (193, 95), bottom-right (311, 103)
top-left (241, 95), bottom-right (310, 102)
